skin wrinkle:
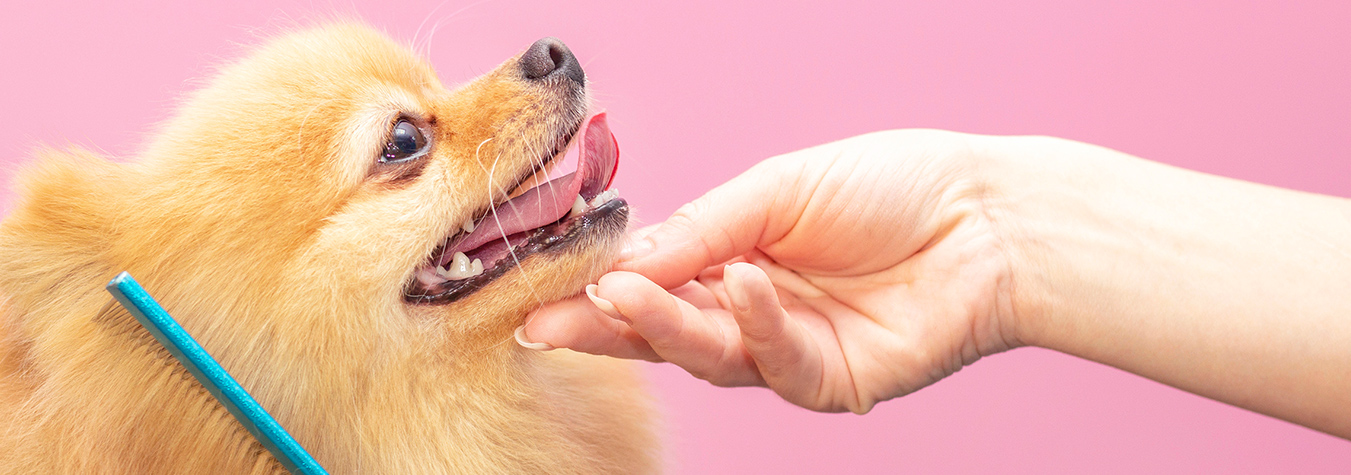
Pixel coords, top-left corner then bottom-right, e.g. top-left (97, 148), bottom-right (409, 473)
top-left (651, 289), bottom-right (702, 380)
top-left (816, 295), bottom-right (870, 413)
top-left (727, 267), bottom-right (806, 396)
top-left (967, 159), bottom-right (1022, 352)
top-left (700, 309), bottom-right (738, 386)
top-left (665, 202), bottom-right (723, 278)
top-left (778, 295), bottom-right (855, 411)
top-left (926, 180), bottom-right (1008, 364)
top-left (801, 155), bottom-right (862, 269)
top-left (773, 152), bottom-right (833, 265)
top-left (756, 257), bottom-right (872, 413)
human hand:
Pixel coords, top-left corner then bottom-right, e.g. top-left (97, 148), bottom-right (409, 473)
top-left (518, 129), bottom-right (1023, 413)
top-left (517, 125), bottom-right (1351, 436)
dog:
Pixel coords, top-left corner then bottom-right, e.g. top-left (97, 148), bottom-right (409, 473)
top-left (0, 22), bottom-right (658, 473)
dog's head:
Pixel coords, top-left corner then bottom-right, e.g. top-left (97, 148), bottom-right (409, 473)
top-left (0, 23), bottom-right (643, 470)
top-left (106, 23), bottom-right (626, 340)
top-left (105, 22), bottom-right (628, 372)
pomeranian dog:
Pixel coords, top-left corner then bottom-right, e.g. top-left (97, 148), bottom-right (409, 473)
top-left (0, 22), bottom-right (657, 473)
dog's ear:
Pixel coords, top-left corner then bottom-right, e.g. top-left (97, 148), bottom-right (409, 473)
top-left (0, 147), bottom-right (127, 308)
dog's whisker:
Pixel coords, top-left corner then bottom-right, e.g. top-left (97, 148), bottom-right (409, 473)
top-left (412, 0), bottom-right (451, 57)
top-left (581, 49), bottom-right (610, 70)
top-left (487, 146), bottom-right (546, 307)
top-left (531, 137), bottom-right (550, 217)
top-left (539, 131), bottom-right (562, 215)
top-left (474, 332), bottom-right (520, 355)
top-left (450, 136), bottom-right (499, 273)
top-left (418, 0), bottom-right (501, 59)
top-left (506, 137), bottom-right (543, 227)
top-left (424, 18), bottom-right (449, 60)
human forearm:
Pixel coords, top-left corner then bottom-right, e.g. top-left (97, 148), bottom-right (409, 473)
top-left (987, 136), bottom-right (1351, 438)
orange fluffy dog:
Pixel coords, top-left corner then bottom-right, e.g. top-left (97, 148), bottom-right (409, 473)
top-left (0, 23), bottom-right (657, 473)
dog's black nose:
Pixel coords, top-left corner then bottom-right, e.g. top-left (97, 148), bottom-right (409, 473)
top-left (519, 37), bottom-right (585, 86)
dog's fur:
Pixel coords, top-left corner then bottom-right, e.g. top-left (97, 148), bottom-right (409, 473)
top-left (0, 23), bottom-right (657, 473)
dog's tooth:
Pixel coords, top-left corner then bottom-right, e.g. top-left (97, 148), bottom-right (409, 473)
top-left (588, 189), bottom-right (618, 207)
top-left (452, 251), bottom-right (472, 274)
top-left (570, 194), bottom-right (587, 217)
top-left (470, 258), bottom-right (484, 276)
top-left (419, 267), bottom-right (447, 286)
top-left (462, 218), bottom-right (476, 233)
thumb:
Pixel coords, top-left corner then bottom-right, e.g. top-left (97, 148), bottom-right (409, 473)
top-left (617, 156), bottom-right (804, 289)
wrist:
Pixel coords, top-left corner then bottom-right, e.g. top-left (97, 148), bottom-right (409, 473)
top-left (970, 135), bottom-right (1154, 353)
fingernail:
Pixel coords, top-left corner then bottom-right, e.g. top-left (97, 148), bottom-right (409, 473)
top-left (619, 236), bottom-right (654, 261)
top-left (586, 284), bottom-right (630, 324)
top-left (514, 325), bottom-right (554, 351)
top-left (723, 264), bottom-right (751, 312)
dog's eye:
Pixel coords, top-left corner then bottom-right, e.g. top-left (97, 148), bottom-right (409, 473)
top-left (381, 120), bottom-right (428, 163)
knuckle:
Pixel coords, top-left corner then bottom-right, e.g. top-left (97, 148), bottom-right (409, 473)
top-left (665, 201), bottom-right (704, 231)
top-left (739, 319), bottom-right (783, 344)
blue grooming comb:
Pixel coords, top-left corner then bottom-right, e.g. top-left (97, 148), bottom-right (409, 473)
top-left (106, 272), bottom-right (328, 475)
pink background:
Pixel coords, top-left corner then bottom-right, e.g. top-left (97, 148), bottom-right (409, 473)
top-left (3, 1), bottom-right (1349, 473)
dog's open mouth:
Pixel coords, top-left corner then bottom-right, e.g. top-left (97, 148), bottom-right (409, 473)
top-left (405, 113), bottom-right (626, 304)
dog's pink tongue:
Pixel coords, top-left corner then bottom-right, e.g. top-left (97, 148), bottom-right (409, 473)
top-left (445, 113), bottom-right (618, 258)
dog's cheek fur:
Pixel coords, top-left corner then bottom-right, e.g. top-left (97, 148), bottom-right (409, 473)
top-left (0, 22), bottom-right (658, 474)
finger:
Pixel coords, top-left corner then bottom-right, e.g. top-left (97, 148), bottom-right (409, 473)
top-left (520, 294), bottom-right (661, 361)
top-left (722, 262), bottom-right (826, 408)
top-left (669, 280), bottom-right (721, 309)
top-left (630, 223), bottom-right (661, 239)
top-left (594, 271), bottom-right (766, 387)
top-left (617, 158), bottom-right (802, 289)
